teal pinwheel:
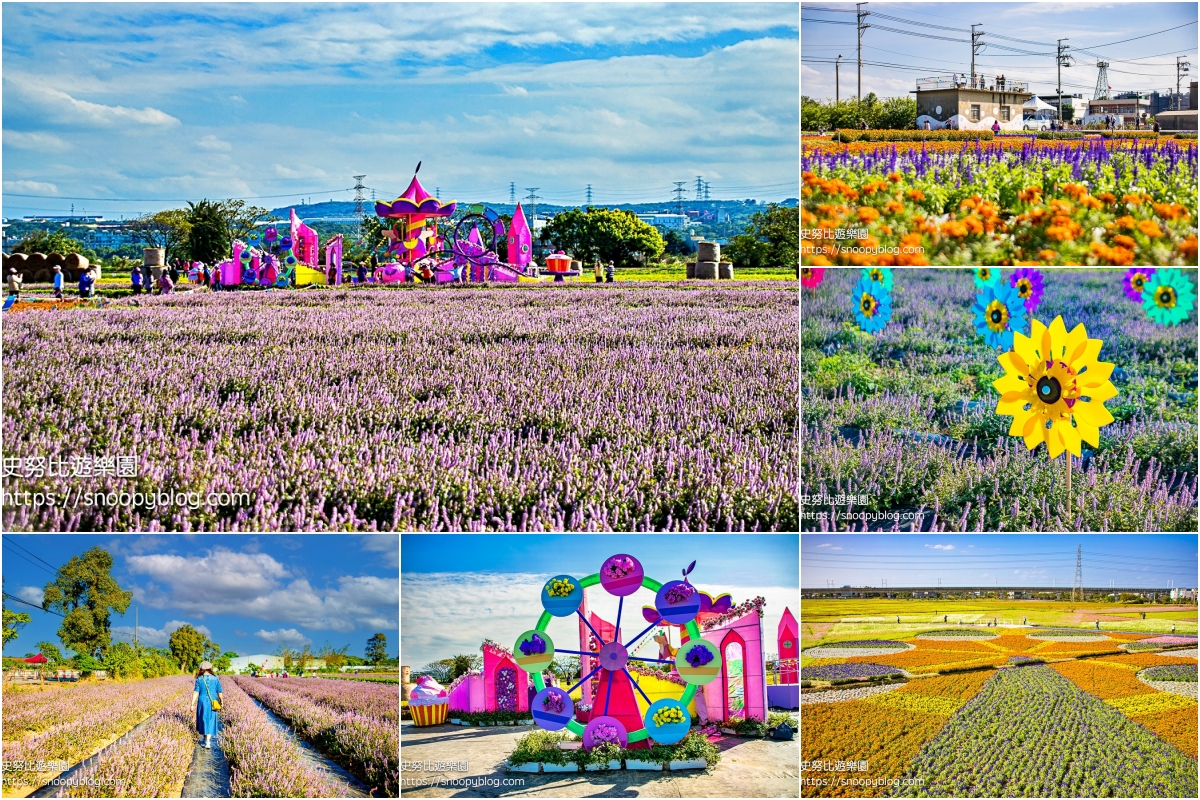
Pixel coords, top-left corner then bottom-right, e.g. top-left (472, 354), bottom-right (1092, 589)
top-left (861, 267), bottom-right (893, 292)
top-left (852, 274), bottom-right (891, 334)
top-left (974, 268), bottom-right (1001, 290)
top-left (973, 280), bottom-right (1027, 350)
top-left (1141, 268), bottom-right (1196, 326)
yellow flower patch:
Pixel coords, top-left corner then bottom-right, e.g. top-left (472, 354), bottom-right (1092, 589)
top-left (1051, 661), bottom-right (1156, 699)
top-left (861, 690), bottom-right (964, 716)
top-left (1106, 693), bottom-right (1197, 717)
top-left (1131, 706), bottom-right (1198, 759)
top-left (898, 671), bottom-right (994, 700)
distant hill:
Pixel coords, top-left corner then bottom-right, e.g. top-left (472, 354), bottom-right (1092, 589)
top-left (269, 199), bottom-right (789, 220)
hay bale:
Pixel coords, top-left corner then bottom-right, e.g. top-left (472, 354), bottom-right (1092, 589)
top-left (35, 268), bottom-right (54, 283)
top-left (686, 262), bottom-right (696, 279)
top-left (63, 253), bottom-right (89, 271)
top-left (143, 248), bottom-right (165, 267)
top-left (697, 241), bottom-right (721, 262)
top-left (46, 253), bottom-right (66, 267)
top-left (718, 262), bottom-right (734, 280)
top-left (23, 254), bottom-right (47, 278)
top-left (694, 260), bottom-right (719, 279)
top-left (571, 260), bottom-right (581, 272)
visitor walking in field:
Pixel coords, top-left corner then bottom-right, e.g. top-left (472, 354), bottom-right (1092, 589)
top-left (192, 661), bottom-right (223, 749)
top-left (605, 261), bottom-right (615, 283)
top-left (131, 264), bottom-right (143, 295)
top-left (992, 119), bottom-right (1001, 134)
top-left (52, 265), bottom-right (63, 299)
top-left (78, 268), bottom-right (94, 299)
top-left (6, 268), bottom-right (22, 300)
top-left (594, 259), bottom-right (604, 283)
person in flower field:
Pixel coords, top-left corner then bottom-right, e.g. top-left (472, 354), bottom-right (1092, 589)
top-left (192, 660), bottom-right (224, 750)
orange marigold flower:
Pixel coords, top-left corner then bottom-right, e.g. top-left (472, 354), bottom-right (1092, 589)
top-left (1137, 219), bottom-right (1164, 238)
top-left (1153, 202), bottom-right (1189, 221)
top-left (802, 171), bottom-right (820, 186)
top-left (884, 201), bottom-right (905, 215)
top-left (907, 189), bottom-right (926, 202)
top-left (1049, 199), bottom-right (1073, 215)
top-left (1018, 186), bottom-right (1042, 202)
top-left (1180, 236), bottom-right (1198, 260)
top-left (1061, 184), bottom-right (1088, 199)
top-left (1112, 215), bottom-right (1136, 230)
top-left (960, 195), bottom-right (982, 211)
top-left (942, 220), bottom-right (969, 238)
top-left (1046, 225), bottom-right (1075, 242)
top-left (1122, 194), bottom-right (1142, 205)
top-left (1112, 235), bottom-right (1136, 249)
top-left (1097, 192), bottom-right (1117, 204)
top-left (1080, 195), bottom-right (1103, 210)
top-left (900, 233), bottom-right (923, 247)
top-left (964, 215), bottom-right (985, 235)
top-left (887, 172), bottom-right (903, 183)
top-left (880, 224), bottom-right (893, 236)
top-left (807, 255), bottom-right (833, 266)
top-left (1090, 242), bottom-right (1134, 266)
top-left (1029, 208), bottom-right (1048, 224)
top-left (1037, 249), bottom-right (1058, 262)
top-left (858, 207), bottom-right (881, 223)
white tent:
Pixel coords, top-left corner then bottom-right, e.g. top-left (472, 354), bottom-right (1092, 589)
top-left (1023, 96), bottom-right (1057, 112)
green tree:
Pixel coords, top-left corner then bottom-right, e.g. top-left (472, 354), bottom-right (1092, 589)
top-left (216, 651), bottom-right (238, 673)
top-left (186, 200), bottom-right (232, 264)
top-left (138, 647), bottom-right (180, 678)
top-left (72, 652), bottom-right (103, 673)
top-left (102, 640), bottom-right (140, 678)
top-left (130, 209), bottom-right (192, 260)
top-left (2, 585), bottom-right (32, 647)
top-left (725, 203), bottom-right (798, 270)
top-left (543, 207), bottom-right (664, 268)
top-left (662, 229), bottom-right (692, 256)
top-left (366, 632), bottom-right (389, 665)
top-left (802, 94), bottom-right (918, 132)
top-left (42, 547), bottom-right (133, 659)
top-left (168, 624), bottom-right (207, 672)
top-left (11, 228), bottom-right (98, 260)
top-left (723, 232), bottom-right (768, 270)
top-left (317, 641), bottom-right (350, 671)
top-left (218, 199), bottom-right (270, 244)
top-left (36, 640), bottom-right (63, 666)
top-left (448, 653), bottom-right (482, 680)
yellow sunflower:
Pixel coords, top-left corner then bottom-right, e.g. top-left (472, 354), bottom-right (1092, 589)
top-left (992, 316), bottom-right (1118, 459)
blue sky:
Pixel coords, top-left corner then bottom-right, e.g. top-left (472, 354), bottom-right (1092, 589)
top-left (2, 2), bottom-right (799, 219)
top-left (401, 533), bottom-right (798, 666)
top-left (2, 534), bottom-right (398, 659)
top-left (802, 2), bottom-right (1198, 101)
top-left (802, 534), bottom-right (1199, 588)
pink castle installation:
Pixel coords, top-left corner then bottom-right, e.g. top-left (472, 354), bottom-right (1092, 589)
top-left (507, 203), bottom-right (532, 267)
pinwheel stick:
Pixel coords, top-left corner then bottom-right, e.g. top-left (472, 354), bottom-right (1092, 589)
top-left (1066, 453), bottom-right (1072, 511)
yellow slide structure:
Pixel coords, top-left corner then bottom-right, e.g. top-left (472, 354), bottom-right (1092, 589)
top-left (568, 671), bottom-right (697, 718)
top-left (294, 264), bottom-right (327, 286)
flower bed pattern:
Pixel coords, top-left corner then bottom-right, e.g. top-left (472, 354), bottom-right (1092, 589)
top-left (1129, 705), bottom-right (1199, 759)
top-left (801, 663), bottom-right (904, 681)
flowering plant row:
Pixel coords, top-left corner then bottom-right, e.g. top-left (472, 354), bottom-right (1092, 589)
top-left (1128, 705), bottom-right (1198, 759)
top-left (700, 596), bottom-right (766, 630)
top-left (652, 706), bottom-right (686, 726)
top-left (801, 662), bottom-right (904, 681)
top-left (814, 639), bottom-right (908, 649)
top-left (1140, 664), bottom-right (1198, 682)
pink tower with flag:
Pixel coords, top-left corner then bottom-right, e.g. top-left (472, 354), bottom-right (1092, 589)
top-left (507, 202), bottom-right (532, 267)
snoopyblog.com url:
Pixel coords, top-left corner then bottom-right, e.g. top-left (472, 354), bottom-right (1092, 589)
top-left (804, 776), bottom-right (925, 789)
top-left (2, 488), bottom-right (251, 511)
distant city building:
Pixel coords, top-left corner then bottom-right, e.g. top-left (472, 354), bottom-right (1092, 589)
top-left (912, 74), bottom-right (1033, 131)
top-left (86, 225), bottom-right (138, 248)
top-left (1170, 588), bottom-right (1196, 601)
top-left (1086, 97), bottom-right (1150, 127)
top-left (22, 215), bottom-right (105, 223)
top-left (227, 655), bottom-right (325, 673)
top-left (636, 213), bottom-right (690, 231)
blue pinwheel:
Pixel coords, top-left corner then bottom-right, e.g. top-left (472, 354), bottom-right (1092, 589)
top-left (973, 280), bottom-right (1027, 350)
top-left (852, 274), bottom-right (892, 334)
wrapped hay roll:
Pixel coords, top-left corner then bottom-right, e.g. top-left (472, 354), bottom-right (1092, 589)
top-left (686, 262), bottom-right (696, 279)
top-left (694, 260), bottom-right (719, 279)
top-left (718, 262), bottom-right (734, 279)
top-left (697, 241), bottom-right (720, 262)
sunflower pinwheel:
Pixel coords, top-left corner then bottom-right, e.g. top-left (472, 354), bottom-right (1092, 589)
top-left (852, 274), bottom-right (891, 334)
top-left (974, 268), bottom-right (1000, 290)
top-left (1141, 268), bottom-right (1196, 326)
top-left (1122, 268), bottom-right (1156, 302)
top-left (861, 267), bottom-right (893, 292)
top-left (972, 280), bottom-right (1027, 350)
top-left (1009, 267), bottom-right (1044, 315)
top-left (993, 316), bottom-right (1118, 459)
top-left (801, 267), bottom-right (825, 289)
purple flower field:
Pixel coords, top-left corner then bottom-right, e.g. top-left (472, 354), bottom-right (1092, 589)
top-left (801, 268), bottom-right (1197, 531)
top-left (800, 662), bottom-right (904, 680)
top-left (2, 286), bottom-right (797, 531)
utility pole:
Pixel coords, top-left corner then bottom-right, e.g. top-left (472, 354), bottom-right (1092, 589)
top-left (1177, 56), bottom-right (1191, 110)
top-left (352, 175), bottom-right (367, 217)
top-left (971, 25), bottom-right (984, 88)
top-left (836, 54), bottom-right (843, 104)
top-left (1080, 546), bottom-right (1089, 604)
top-left (135, 604), bottom-right (138, 651)
top-left (1057, 40), bottom-right (1073, 126)
top-left (856, 3), bottom-right (869, 103)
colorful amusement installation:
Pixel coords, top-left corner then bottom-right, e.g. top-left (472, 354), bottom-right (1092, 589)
top-left (216, 208), bottom-right (341, 289)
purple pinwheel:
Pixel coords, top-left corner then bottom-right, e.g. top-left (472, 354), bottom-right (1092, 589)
top-left (1009, 267), bottom-right (1045, 315)
top-left (1122, 268), bottom-right (1156, 302)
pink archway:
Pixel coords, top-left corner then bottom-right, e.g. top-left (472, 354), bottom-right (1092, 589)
top-left (720, 628), bottom-right (747, 720)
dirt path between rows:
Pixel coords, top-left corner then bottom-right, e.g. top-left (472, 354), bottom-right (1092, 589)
top-left (181, 737), bottom-right (231, 798)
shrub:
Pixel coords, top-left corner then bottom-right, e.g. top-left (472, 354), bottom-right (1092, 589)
top-left (1100, 131), bottom-right (1163, 139)
top-left (832, 129), bottom-right (995, 143)
top-left (1172, 133), bottom-right (1198, 140)
top-left (508, 729), bottom-right (571, 766)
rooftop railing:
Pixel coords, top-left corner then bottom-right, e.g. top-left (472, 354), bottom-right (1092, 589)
top-left (916, 74), bottom-right (1030, 93)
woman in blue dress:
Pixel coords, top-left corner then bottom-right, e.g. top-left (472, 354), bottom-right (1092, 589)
top-left (192, 661), bottom-right (224, 749)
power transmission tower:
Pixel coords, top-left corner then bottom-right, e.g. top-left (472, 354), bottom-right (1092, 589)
top-left (586, 184), bottom-right (593, 205)
top-left (1094, 61), bottom-right (1111, 100)
top-left (1056, 40), bottom-right (1074, 125)
top-left (1072, 544), bottom-right (1083, 602)
top-left (672, 182), bottom-right (686, 216)
top-left (510, 182), bottom-right (516, 205)
top-left (1177, 56), bottom-right (1191, 110)
top-left (971, 24), bottom-right (984, 88)
top-left (695, 176), bottom-right (703, 201)
top-left (524, 187), bottom-right (541, 217)
top-left (856, 3), bottom-right (870, 103)
top-left (703, 182), bottom-right (711, 201)
top-left (352, 175), bottom-right (367, 216)
top-left (435, 187), bottom-right (441, 199)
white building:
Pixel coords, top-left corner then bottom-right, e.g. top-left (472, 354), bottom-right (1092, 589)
top-left (1170, 588), bottom-right (1196, 601)
top-left (636, 213), bottom-right (690, 231)
top-left (226, 654), bottom-right (326, 673)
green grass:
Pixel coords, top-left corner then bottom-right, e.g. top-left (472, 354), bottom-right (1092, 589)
top-left (617, 264), bottom-right (796, 281)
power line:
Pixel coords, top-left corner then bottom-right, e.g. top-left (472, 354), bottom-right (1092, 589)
top-left (2, 593), bottom-right (66, 617)
top-left (4, 188), bottom-right (353, 202)
top-left (1079, 21), bottom-right (1198, 52)
top-left (3, 536), bottom-right (59, 572)
top-left (868, 12), bottom-right (968, 33)
top-left (1, 548), bottom-right (59, 578)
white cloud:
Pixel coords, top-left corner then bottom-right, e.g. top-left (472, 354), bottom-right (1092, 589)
top-left (359, 534), bottom-right (399, 568)
top-left (126, 546), bottom-right (397, 632)
top-left (498, 83), bottom-right (528, 96)
top-left (31, 84), bottom-right (181, 127)
top-left (234, 630), bottom-right (247, 636)
top-left (4, 180), bottom-right (58, 195)
top-left (3, 130), bottom-right (69, 152)
top-left (256, 628), bottom-right (312, 647)
top-left (925, 544), bottom-right (955, 550)
top-left (816, 543), bottom-right (831, 548)
top-left (112, 619), bottom-right (211, 647)
top-left (400, 572), bottom-right (799, 667)
top-left (15, 586), bottom-right (44, 606)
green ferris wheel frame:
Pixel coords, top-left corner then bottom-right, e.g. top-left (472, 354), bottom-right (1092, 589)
top-left (530, 572), bottom-right (701, 742)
